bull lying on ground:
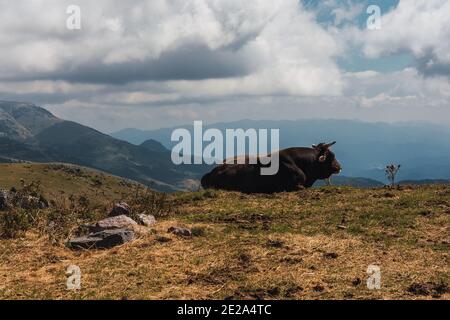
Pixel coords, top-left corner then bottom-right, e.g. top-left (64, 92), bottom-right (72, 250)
top-left (201, 142), bottom-right (341, 193)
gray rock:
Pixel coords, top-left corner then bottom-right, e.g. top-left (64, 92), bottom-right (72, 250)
top-left (19, 195), bottom-right (42, 210)
top-left (68, 229), bottom-right (135, 249)
top-left (109, 202), bottom-right (131, 217)
top-left (91, 215), bottom-right (137, 232)
top-left (1, 191), bottom-right (49, 210)
top-left (37, 195), bottom-right (49, 209)
top-left (0, 190), bottom-right (9, 210)
top-left (168, 226), bottom-right (192, 237)
top-left (155, 236), bottom-right (172, 243)
top-left (136, 214), bottom-right (156, 227)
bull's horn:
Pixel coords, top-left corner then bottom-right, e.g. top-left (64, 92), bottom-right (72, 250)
top-left (325, 141), bottom-right (336, 148)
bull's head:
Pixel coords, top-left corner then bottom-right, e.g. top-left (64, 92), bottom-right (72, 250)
top-left (312, 141), bottom-right (342, 178)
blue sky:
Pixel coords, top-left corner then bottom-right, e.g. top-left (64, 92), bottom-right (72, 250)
top-left (302, 0), bottom-right (413, 73)
top-left (338, 50), bottom-right (413, 73)
top-left (302, 0), bottom-right (399, 27)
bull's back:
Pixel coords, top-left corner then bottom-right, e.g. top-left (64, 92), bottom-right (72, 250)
top-left (278, 147), bottom-right (316, 165)
top-left (201, 163), bottom-right (270, 193)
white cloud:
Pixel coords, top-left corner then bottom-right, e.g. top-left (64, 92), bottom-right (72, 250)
top-left (360, 0), bottom-right (450, 76)
top-left (344, 68), bottom-right (450, 99)
top-left (330, 0), bottom-right (365, 26)
top-left (0, 0), bottom-right (343, 96)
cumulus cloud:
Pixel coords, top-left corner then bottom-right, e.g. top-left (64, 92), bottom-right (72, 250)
top-left (0, 0), bottom-right (343, 96)
top-left (342, 68), bottom-right (450, 110)
top-left (360, 0), bottom-right (450, 77)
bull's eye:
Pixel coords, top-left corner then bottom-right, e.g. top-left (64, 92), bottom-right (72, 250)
top-left (319, 155), bottom-right (326, 162)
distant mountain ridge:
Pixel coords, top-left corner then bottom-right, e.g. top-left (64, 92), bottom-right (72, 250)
top-left (139, 139), bottom-right (169, 153)
top-left (0, 101), bottom-right (61, 140)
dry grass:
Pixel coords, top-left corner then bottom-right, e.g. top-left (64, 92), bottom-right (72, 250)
top-left (0, 163), bottom-right (143, 207)
top-left (0, 164), bottom-right (449, 300)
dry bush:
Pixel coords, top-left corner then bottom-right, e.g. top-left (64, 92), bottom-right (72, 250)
top-left (0, 208), bottom-right (32, 238)
top-left (42, 198), bottom-right (99, 244)
top-left (127, 187), bottom-right (171, 218)
top-left (0, 179), bottom-right (100, 243)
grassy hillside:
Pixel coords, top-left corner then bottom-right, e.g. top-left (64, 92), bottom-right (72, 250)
top-left (0, 164), bottom-right (448, 299)
top-left (0, 163), bottom-right (142, 207)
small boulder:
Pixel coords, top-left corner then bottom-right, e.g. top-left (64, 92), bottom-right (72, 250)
top-left (91, 215), bottom-right (137, 232)
top-left (68, 229), bottom-right (135, 249)
top-left (168, 226), bottom-right (192, 237)
top-left (109, 202), bottom-right (132, 217)
top-left (312, 284), bottom-right (325, 292)
top-left (19, 195), bottom-right (40, 209)
top-left (0, 190), bottom-right (9, 210)
top-left (352, 278), bottom-right (362, 286)
top-left (18, 195), bottom-right (48, 210)
top-left (38, 195), bottom-right (49, 208)
top-left (136, 214), bottom-right (156, 227)
top-left (155, 236), bottom-right (172, 243)
top-left (407, 281), bottom-right (449, 296)
top-left (0, 189), bottom-right (48, 210)
top-left (323, 252), bottom-right (339, 259)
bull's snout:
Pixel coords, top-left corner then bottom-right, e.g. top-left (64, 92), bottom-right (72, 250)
top-left (332, 161), bottom-right (342, 174)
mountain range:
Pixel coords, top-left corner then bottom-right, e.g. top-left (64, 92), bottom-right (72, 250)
top-left (0, 101), bottom-right (209, 192)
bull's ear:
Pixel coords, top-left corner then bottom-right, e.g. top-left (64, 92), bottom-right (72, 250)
top-left (312, 143), bottom-right (323, 150)
top-left (319, 155), bottom-right (327, 162)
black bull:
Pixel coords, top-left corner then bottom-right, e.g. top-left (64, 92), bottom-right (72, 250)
top-left (201, 142), bottom-right (342, 193)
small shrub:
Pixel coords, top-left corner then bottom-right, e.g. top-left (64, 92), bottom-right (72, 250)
top-left (203, 190), bottom-right (217, 199)
top-left (385, 164), bottom-right (401, 187)
top-left (128, 187), bottom-right (170, 217)
top-left (191, 226), bottom-right (206, 237)
top-left (44, 208), bottom-right (78, 244)
top-left (0, 209), bottom-right (31, 238)
top-left (42, 197), bottom-right (100, 243)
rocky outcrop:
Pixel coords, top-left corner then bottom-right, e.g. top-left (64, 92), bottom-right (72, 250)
top-left (68, 229), bottom-right (135, 250)
top-left (0, 190), bottom-right (9, 210)
top-left (68, 202), bottom-right (158, 250)
top-left (109, 202), bottom-right (132, 217)
top-left (168, 226), bottom-right (192, 237)
top-left (136, 214), bottom-right (156, 227)
top-left (19, 195), bottom-right (48, 210)
top-left (0, 189), bottom-right (48, 211)
top-left (90, 215), bottom-right (137, 232)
